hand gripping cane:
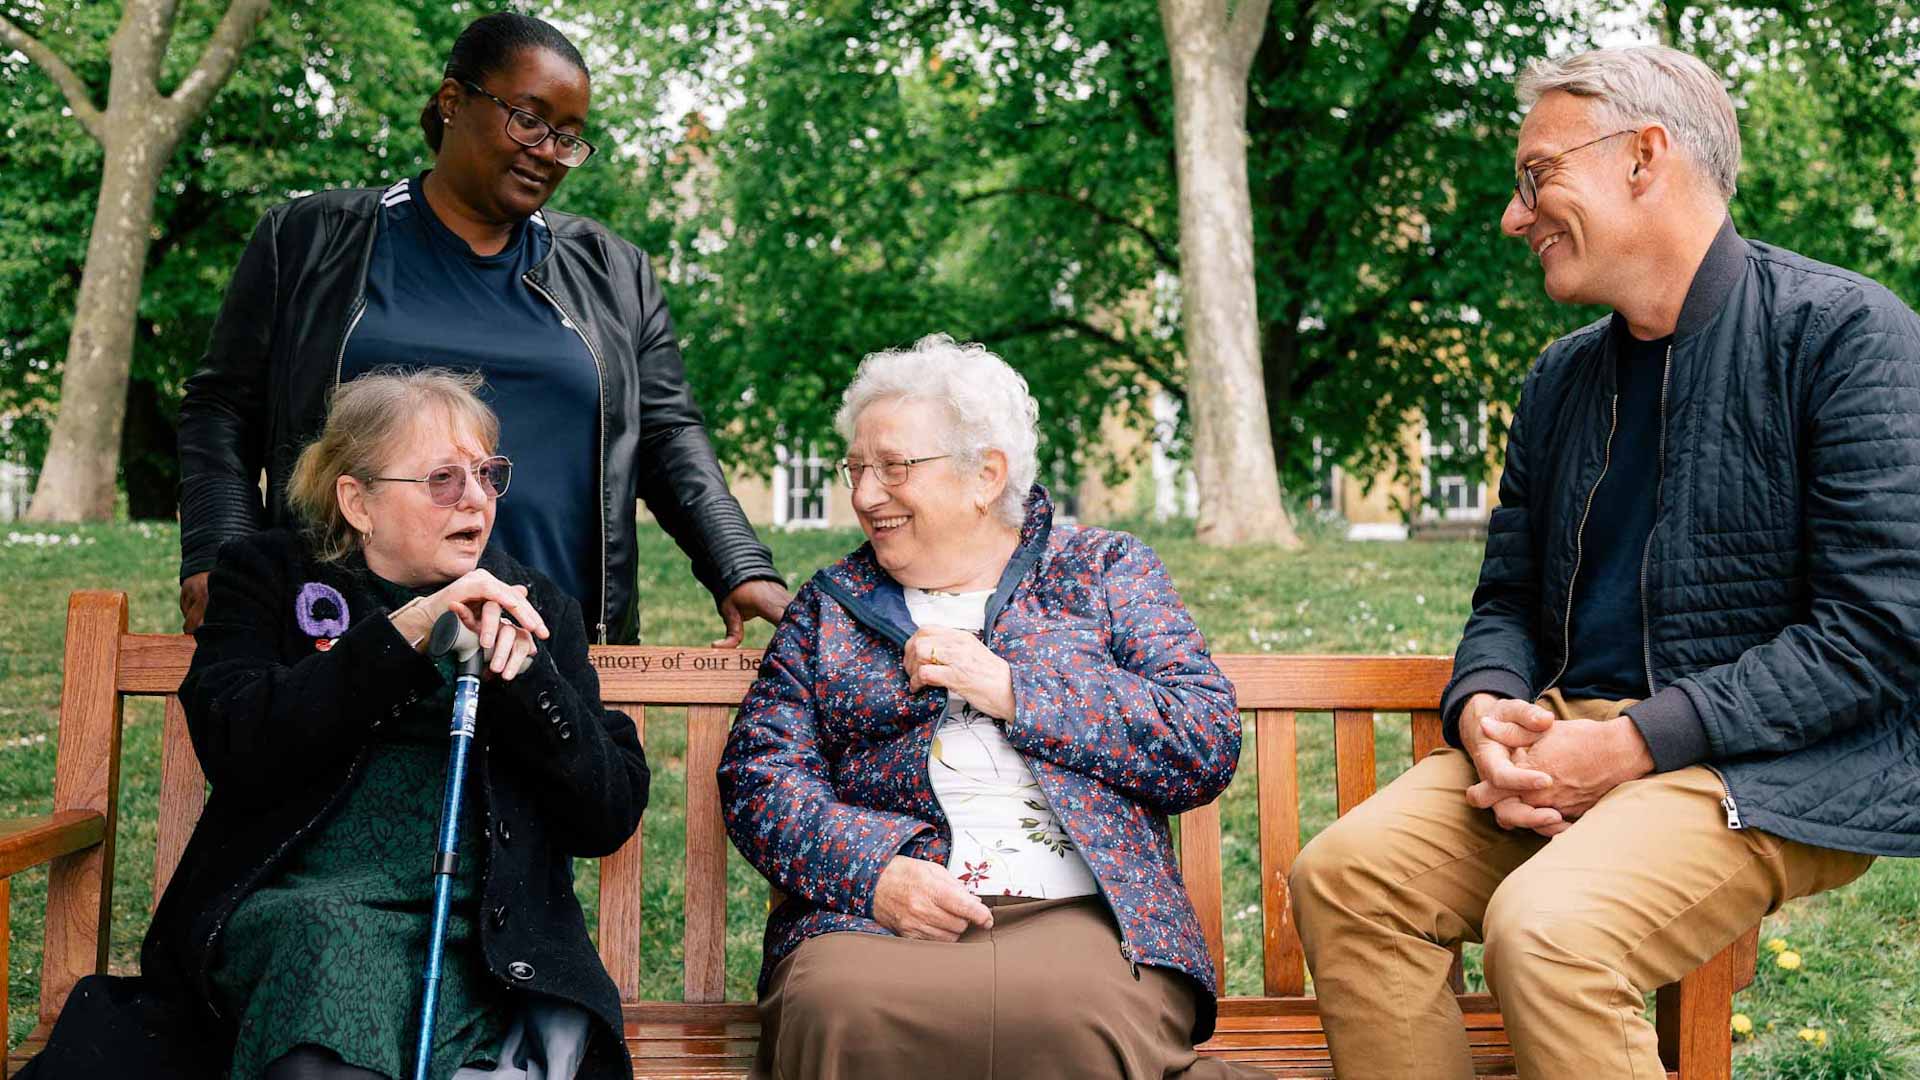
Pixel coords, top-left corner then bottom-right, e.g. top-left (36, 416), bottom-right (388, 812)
top-left (412, 610), bottom-right (486, 1080)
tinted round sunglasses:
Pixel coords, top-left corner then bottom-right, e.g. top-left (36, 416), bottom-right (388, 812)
top-left (369, 455), bottom-right (512, 506)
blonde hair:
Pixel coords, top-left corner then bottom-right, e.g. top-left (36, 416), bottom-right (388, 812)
top-left (288, 368), bottom-right (500, 562)
top-left (1517, 46), bottom-right (1741, 202)
top-left (834, 334), bottom-right (1040, 528)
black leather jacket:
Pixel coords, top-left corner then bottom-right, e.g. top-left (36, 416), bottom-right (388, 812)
top-left (177, 184), bottom-right (780, 643)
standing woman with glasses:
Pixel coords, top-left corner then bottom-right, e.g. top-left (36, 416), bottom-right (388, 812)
top-left (177, 11), bottom-right (789, 648)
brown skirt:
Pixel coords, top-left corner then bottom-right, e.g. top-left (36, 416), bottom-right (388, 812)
top-left (751, 896), bottom-right (1267, 1080)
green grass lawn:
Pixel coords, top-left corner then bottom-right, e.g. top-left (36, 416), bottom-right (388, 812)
top-left (2, 520), bottom-right (1913, 1077)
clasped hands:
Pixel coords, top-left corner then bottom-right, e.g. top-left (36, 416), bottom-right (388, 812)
top-left (1458, 692), bottom-right (1656, 837)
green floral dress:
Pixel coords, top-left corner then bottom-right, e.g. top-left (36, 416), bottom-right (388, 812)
top-left (210, 577), bottom-right (507, 1080)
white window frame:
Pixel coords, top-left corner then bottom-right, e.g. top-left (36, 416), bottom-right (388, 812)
top-left (1308, 436), bottom-right (1342, 516)
top-left (772, 444), bottom-right (833, 529)
top-left (1418, 402), bottom-right (1488, 522)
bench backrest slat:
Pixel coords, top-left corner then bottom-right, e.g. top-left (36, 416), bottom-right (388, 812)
top-left (152, 698), bottom-right (205, 912)
top-left (1255, 709), bottom-right (1305, 997)
top-left (682, 705), bottom-right (732, 1003)
top-left (597, 706), bottom-right (647, 1002)
top-left (1409, 709), bottom-right (1468, 994)
top-left (1176, 797), bottom-right (1225, 989)
top-left (42, 592), bottom-right (128, 1025)
top-left (1332, 710), bottom-right (1379, 816)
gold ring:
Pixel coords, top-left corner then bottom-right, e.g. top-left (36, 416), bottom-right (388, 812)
top-left (927, 644), bottom-right (940, 664)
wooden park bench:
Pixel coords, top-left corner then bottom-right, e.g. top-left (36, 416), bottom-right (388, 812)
top-left (4, 590), bottom-right (1756, 1077)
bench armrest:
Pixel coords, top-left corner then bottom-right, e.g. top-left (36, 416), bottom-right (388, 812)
top-left (0, 811), bottom-right (107, 879)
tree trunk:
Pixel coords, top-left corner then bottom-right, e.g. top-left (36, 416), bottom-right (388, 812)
top-left (6, 0), bottom-right (269, 522)
top-left (27, 133), bottom-right (169, 521)
top-left (1158, 0), bottom-right (1299, 549)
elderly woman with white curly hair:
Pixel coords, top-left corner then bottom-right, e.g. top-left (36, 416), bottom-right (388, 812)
top-left (718, 335), bottom-right (1267, 1079)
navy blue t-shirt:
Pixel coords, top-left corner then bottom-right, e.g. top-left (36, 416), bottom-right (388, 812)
top-left (340, 174), bottom-right (600, 610)
top-left (1559, 326), bottom-right (1672, 701)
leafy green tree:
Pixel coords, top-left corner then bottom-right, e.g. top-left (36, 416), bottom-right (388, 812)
top-left (0, 1), bottom-right (658, 517)
top-left (2, 0), bottom-right (271, 522)
top-left (625, 0), bottom-right (1588, 516)
top-left (1675, 3), bottom-right (1920, 301)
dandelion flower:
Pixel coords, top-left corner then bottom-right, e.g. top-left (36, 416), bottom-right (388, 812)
top-left (1796, 1027), bottom-right (1827, 1046)
top-left (1765, 937), bottom-right (1789, 954)
top-left (1775, 950), bottom-right (1802, 971)
top-left (1731, 1014), bottom-right (1753, 1039)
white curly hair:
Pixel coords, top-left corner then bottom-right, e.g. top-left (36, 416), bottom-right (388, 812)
top-left (834, 334), bottom-right (1040, 528)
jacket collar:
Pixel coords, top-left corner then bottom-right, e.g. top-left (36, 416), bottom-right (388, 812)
top-left (816, 484), bottom-right (1057, 640)
top-left (1608, 214), bottom-right (1750, 345)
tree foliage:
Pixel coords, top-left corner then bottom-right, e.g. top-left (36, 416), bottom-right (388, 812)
top-left (2, 1), bottom-right (1916, 515)
top-left (0, 0), bottom-right (656, 514)
top-left (627, 0), bottom-right (1591, 498)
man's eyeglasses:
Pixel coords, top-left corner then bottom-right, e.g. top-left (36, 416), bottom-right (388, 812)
top-left (1513, 129), bottom-right (1640, 211)
top-left (838, 455), bottom-right (951, 489)
top-left (463, 81), bottom-right (597, 168)
top-left (369, 455), bottom-right (513, 506)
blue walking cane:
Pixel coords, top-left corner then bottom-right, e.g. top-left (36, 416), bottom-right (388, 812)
top-left (413, 610), bottom-right (487, 1080)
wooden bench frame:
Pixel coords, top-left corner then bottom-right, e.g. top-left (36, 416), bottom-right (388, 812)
top-left (3, 591), bottom-right (1757, 1077)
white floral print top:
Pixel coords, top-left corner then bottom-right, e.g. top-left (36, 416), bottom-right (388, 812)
top-left (906, 586), bottom-right (1100, 899)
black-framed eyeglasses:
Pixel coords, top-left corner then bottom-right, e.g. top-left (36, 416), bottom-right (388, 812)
top-left (369, 455), bottom-right (512, 506)
top-left (462, 81), bottom-right (597, 168)
top-left (838, 455), bottom-right (951, 489)
top-left (1513, 129), bottom-right (1640, 211)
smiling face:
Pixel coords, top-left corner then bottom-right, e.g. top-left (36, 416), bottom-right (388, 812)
top-left (846, 397), bottom-right (1011, 590)
top-left (1501, 90), bottom-right (1645, 307)
top-left (435, 47), bottom-right (590, 222)
top-left (339, 409), bottom-right (498, 588)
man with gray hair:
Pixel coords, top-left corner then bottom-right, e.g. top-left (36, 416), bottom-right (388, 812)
top-left (1288, 44), bottom-right (1920, 1078)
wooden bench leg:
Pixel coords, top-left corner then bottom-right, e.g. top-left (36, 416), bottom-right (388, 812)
top-left (1656, 926), bottom-right (1758, 1078)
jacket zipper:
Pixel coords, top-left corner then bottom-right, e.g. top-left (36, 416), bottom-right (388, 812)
top-left (524, 272), bottom-right (611, 643)
top-left (1543, 391), bottom-right (1621, 693)
top-left (1638, 345), bottom-right (1675, 697)
top-left (816, 555), bottom-right (1152, 982)
top-left (200, 751), bottom-right (367, 1016)
top-left (330, 191), bottom-right (384, 392)
top-left (1705, 764), bottom-right (1743, 829)
top-left (331, 299), bottom-right (367, 393)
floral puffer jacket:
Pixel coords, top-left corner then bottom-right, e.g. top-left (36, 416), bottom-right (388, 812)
top-left (718, 486), bottom-right (1240, 1039)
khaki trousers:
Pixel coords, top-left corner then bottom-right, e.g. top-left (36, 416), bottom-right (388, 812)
top-left (1288, 692), bottom-right (1873, 1080)
top-left (751, 896), bottom-right (1269, 1080)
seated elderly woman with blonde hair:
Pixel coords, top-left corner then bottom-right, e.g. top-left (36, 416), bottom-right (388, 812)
top-left (23, 370), bottom-right (649, 1080)
top-left (718, 335), bottom-right (1265, 1079)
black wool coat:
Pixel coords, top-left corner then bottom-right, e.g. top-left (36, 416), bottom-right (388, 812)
top-left (23, 528), bottom-right (648, 1079)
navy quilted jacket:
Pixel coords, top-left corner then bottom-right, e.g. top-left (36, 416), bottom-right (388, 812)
top-left (1443, 219), bottom-right (1920, 855)
top-left (718, 486), bottom-right (1241, 1038)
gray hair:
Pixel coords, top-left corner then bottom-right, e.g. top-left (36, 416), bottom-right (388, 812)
top-left (288, 368), bottom-right (500, 562)
top-left (835, 334), bottom-right (1039, 528)
top-left (1517, 45), bottom-right (1740, 202)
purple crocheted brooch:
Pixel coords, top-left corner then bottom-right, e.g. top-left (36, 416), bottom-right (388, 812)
top-left (295, 582), bottom-right (351, 641)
